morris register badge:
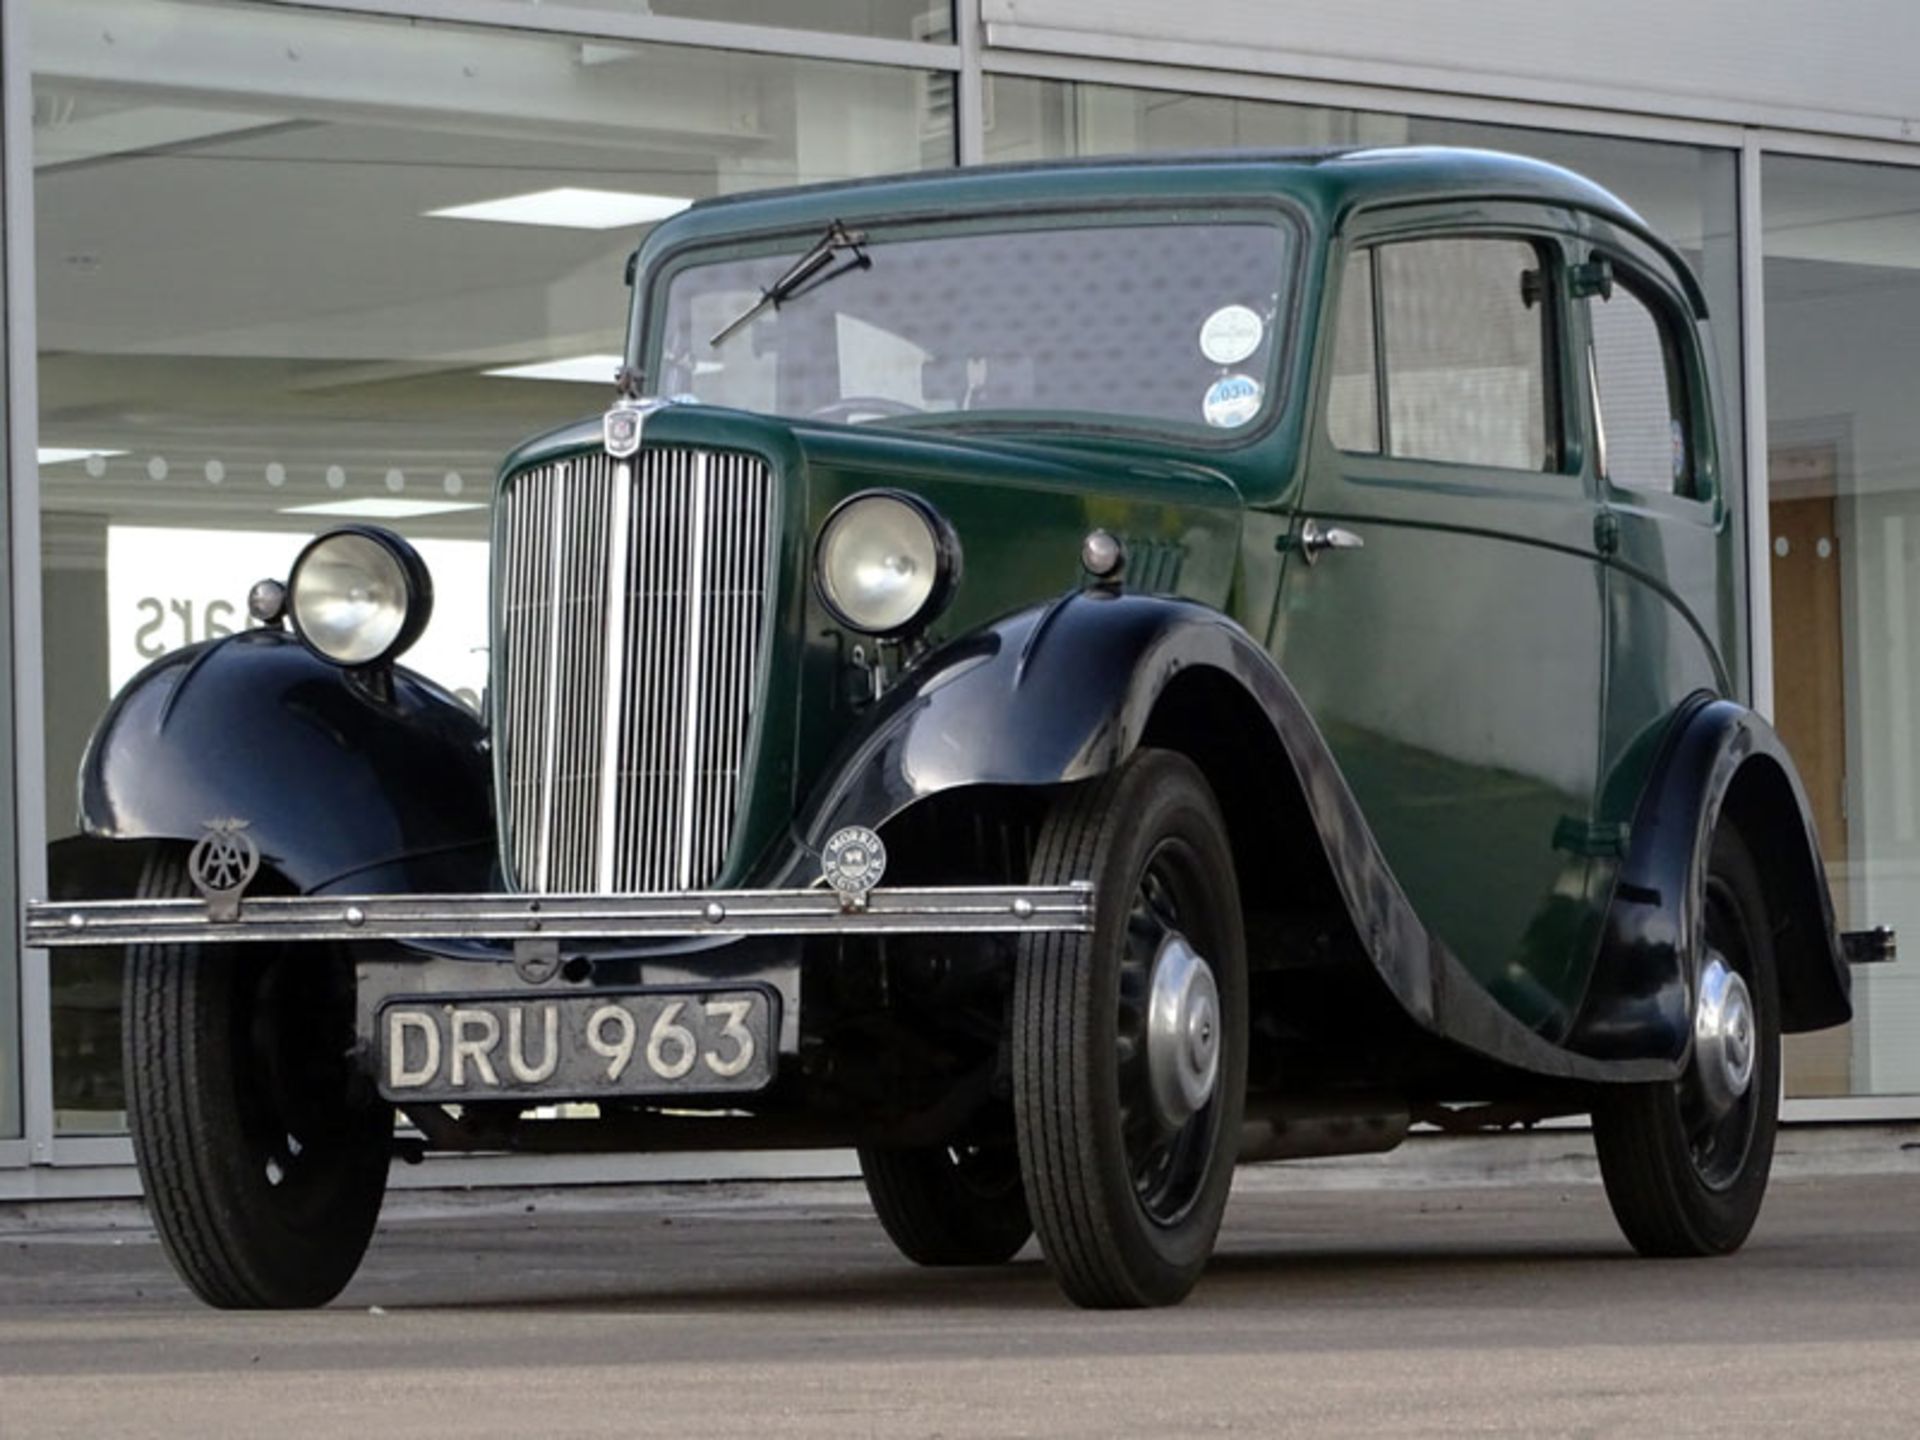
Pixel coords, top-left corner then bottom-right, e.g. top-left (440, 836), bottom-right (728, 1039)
top-left (821, 825), bottom-right (887, 908)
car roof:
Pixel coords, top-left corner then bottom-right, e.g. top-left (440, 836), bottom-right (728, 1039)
top-left (684, 145), bottom-right (1640, 229)
top-left (649, 146), bottom-right (1703, 317)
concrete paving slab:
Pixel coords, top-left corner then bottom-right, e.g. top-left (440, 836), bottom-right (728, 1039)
top-left (0, 1170), bottom-right (1916, 1437)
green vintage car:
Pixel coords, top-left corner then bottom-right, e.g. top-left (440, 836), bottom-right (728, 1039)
top-left (31, 146), bottom-right (1879, 1311)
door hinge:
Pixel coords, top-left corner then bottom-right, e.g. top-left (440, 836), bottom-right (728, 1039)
top-left (1553, 816), bottom-right (1630, 859)
top-left (1593, 509), bottom-right (1621, 557)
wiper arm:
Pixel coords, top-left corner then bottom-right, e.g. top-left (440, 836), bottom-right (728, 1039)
top-left (708, 219), bottom-right (871, 349)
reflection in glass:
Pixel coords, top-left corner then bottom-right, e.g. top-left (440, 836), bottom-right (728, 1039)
top-left (658, 219), bottom-right (1298, 433)
top-left (32, 0), bottom-right (955, 1133)
top-left (0, 144), bottom-right (15, 1140)
top-left (984, 76), bottom-right (1744, 502)
top-left (494, 0), bottom-right (953, 42)
top-left (1764, 155), bottom-right (1920, 1098)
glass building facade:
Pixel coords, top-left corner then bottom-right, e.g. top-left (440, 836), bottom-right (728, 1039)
top-left (5, 0), bottom-right (1918, 1188)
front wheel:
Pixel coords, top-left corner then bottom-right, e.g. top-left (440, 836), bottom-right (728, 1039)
top-left (1592, 826), bottom-right (1781, 1256)
top-left (125, 849), bottom-right (391, 1308)
top-left (1012, 750), bottom-right (1248, 1308)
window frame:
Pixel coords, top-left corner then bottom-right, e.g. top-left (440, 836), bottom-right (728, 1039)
top-left (1579, 245), bottom-right (1718, 509)
top-left (1322, 225), bottom-right (1572, 480)
top-left (636, 196), bottom-right (1314, 453)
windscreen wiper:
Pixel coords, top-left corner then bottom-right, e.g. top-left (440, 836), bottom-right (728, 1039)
top-left (708, 219), bottom-right (871, 348)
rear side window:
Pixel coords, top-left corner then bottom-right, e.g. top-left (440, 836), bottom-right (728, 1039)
top-left (1328, 237), bottom-right (1554, 472)
top-left (1588, 278), bottom-right (1693, 495)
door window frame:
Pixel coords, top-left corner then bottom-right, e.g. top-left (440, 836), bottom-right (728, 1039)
top-left (1575, 237), bottom-right (1725, 525)
top-left (1315, 205), bottom-right (1587, 497)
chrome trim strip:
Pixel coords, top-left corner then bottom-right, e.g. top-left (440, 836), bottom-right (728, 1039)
top-left (534, 461), bottom-right (569, 891)
top-left (676, 452), bottom-right (711, 889)
top-left (24, 884), bottom-right (1096, 946)
top-left (595, 460), bottom-right (634, 891)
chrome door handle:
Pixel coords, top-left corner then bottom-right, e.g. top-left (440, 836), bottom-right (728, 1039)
top-left (1298, 518), bottom-right (1364, 563)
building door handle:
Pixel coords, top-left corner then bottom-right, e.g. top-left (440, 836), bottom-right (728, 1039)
top-left (1298, 518), bottom-right (1365, 564)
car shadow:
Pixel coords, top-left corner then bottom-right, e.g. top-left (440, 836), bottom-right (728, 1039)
top-left (383, 1236), bottom-right (1639, 1317)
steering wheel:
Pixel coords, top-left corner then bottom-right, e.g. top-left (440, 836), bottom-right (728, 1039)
top-left (806, 395), bottom-right (926, 424)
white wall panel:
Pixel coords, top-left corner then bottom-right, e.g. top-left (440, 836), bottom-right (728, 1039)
top-left (983, 0), bottom-right (1920, 142)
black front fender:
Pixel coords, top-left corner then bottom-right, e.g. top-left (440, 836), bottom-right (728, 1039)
top-left (784, 591), bottom-right (1260, 873)
top-left (77, 629), bottom-right (493, 894)
top-left (785, 591), bottom-right (1680, 1085)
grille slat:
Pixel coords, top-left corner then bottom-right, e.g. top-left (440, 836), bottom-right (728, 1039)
top-left (498, 448), bottom-right (776, 893)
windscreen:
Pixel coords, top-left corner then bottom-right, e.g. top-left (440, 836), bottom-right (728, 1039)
top-left (650, 215), bottom-right (1298, 435)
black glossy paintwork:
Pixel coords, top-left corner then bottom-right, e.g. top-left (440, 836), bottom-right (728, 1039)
top-left (779, 590), bottom-right (1676, 1083)
top-left (77, 629), bottom-right (493, 895)
top-left (1569, 696), bottom-right (1852, 1062)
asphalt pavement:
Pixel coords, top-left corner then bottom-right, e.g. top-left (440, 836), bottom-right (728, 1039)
top-left (1, 1162), bottom-right (1917, 1437)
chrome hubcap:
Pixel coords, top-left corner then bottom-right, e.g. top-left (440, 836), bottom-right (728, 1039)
top-left (1693, 951), bottom-right (1756, 1119)
top-left (1145, 933), bottom-right (1220, 1131)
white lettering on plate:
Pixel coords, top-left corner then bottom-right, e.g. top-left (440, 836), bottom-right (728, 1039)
top-left (449, 1008), bottom-right (502, 1088)
top-left (587, 1004), bottom-right (638, 1080)
top-left (646, 1002), bottom-right (698, 1080)
top-left (703, 1000), bottom-right (757, 1078)
top-left (507, 1005), bottom-right (560, 1084)
top-left (387, 1011), bottom-right (441, 1090)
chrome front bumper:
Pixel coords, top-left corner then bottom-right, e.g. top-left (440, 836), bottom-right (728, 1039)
top-left (24, 883), bottom-right (1095, 948)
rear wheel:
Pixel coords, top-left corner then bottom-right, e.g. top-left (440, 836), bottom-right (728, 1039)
top-left (1012, 750), bottom-right (1248, 1308)
top-left (858, 1143), bottom-right (1032, 1266)
top-left (125, 848), bottom-right (391, 1308)
top-left (1592, 826), bottom-right (1780, 1256)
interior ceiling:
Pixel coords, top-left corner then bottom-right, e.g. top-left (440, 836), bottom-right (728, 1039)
top-left (28, 0), bottom-right (1920, 540)
top-left (35, 108), bottom-right (687, 362)
top-left (31, 107), bottom-right (656, 529)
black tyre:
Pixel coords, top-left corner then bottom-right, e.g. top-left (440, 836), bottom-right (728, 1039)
top-left (858, 1143), bottom-right (1033, 1266)
top-left (1012, 749), bottom-right (1248, 1308)
top-left (1592, 826), bottom-right (1781, 1256)
top-left (125, 849), bottom-right (391, 1308)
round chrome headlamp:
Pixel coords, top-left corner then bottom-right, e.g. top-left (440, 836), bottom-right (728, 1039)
top-left (287, 526), bottom-right (433, 668)
top-left (814, 491), bottom-right (959, 638)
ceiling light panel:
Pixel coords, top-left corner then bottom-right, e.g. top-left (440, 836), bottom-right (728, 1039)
top-left (281, 498), bottom-right (486, 519)
top-left (38, 447), bottom-right (128, 465)
top-left (482, 354), bottom-right (625, 384)
top-left (427, 187), bottom-right (691, 231)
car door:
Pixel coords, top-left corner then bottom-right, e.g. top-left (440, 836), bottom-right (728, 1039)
top-left (1578, 239), bottom-right (1736, 973)
top-left (1271, 212), bottom-right (1609, 1036)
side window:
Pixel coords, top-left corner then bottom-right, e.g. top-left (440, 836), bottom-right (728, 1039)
top-left (1375, 238), bottom-right (1552, 471)
top-left (1326, 253), bottom-right (1380, 453)
top-left (1588, 277), bottom-right (1693, 495)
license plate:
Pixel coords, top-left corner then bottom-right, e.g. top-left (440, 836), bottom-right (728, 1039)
top-left (378, 989), bottom-right (774, 1102)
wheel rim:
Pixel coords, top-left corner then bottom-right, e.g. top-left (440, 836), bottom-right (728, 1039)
top-left (1678, 876), bottom-right (1763, 1191)
top-left (1115, 840), bottom-right (1223, 1227)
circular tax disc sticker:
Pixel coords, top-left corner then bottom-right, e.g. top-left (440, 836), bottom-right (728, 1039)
top-left (1203, 373), bottom-right (1263, 428)
top-left (1199, 305), bottom-right (1264, 365)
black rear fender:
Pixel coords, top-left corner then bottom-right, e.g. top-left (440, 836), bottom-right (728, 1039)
top-left (1568, 695), bottom-right (1850, 1064)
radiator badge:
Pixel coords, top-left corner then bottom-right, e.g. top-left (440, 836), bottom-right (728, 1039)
top-left (189, 818), bottom-right (260, 922)
top-left (822, 826), bottom-right (887, 910)
top-left (603, 397), bottom-right (649, 458)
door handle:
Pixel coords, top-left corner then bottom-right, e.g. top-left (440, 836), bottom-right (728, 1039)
top-left (1297, 517), bottom-right (1364, 564)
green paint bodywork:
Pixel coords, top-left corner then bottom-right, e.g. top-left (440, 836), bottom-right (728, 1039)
top-left (493, 147), bottom-right (1743, 1043)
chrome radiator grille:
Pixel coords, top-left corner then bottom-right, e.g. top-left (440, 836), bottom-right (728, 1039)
top-left (496, 448), bottom-right (776, 893)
